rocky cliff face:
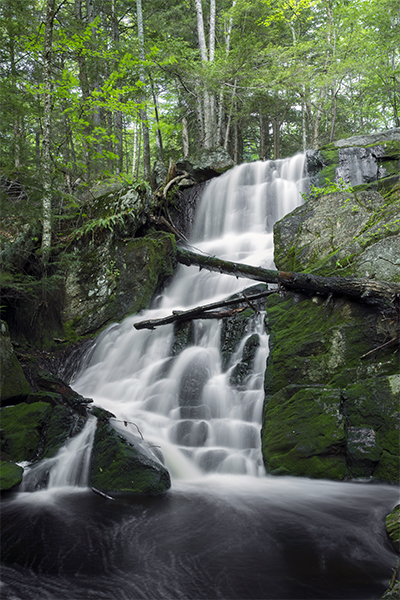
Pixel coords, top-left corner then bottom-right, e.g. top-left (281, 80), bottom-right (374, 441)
top-left (262, 131), bottom-right (400, 483)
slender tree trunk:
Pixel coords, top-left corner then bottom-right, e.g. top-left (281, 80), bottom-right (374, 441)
top-left (194, 0), bottom-right (214, 148)
top-left (224, 79), bottom-right (237, 151)
top-left (182, 116), bottom-right (189, 157)
top-left (259, 107), bottom-right (265, 160)
top-left (196, 87), bottom-right (205, 146)
top-left (149, 74), bottom-right (164, 161)
top-left (111, 0), bottom-right (123, 173)
top-left (41, 0), bottom-right (56, 264)
top-left (137, 0), bottom-right (151, 182)
top-left (272, 116), bottom-right (280, 160)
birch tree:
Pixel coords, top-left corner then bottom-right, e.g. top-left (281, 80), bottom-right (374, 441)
top-left (41, 0), bottom-right (56, 264)
top-left (136, 0), bottom-right (151, 181)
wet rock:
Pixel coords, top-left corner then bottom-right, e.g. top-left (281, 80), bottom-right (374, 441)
top-left (0, 402), bottom-right (52, 462)
top-left (0, 320), bottom-right (31, 406)
top-left (262, 385), bottom-right (347, 479)
top-left (0, 459), bottom-right (24, 491)
top-left (63, 231), bottom-right (176, 336)
top-left (229, 333), bottom-right (260, 388)
top-left (89, 419), bottom-right (171, 495)
top-left (273, 189), bottom-right (400, 280)
top-left (385, 505), bottom-right (400, 553)
top-left (262, 293), bottom-right (399, 482)
top-left (176, 147), bottom-right (234, 183)
top-left (171, 181), bottom-right (209, 238)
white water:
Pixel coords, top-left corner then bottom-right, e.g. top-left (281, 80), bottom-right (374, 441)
top-left (20, 415), bottom-right (97, 491)
top-left (73, 156), bottom-right (307, 479)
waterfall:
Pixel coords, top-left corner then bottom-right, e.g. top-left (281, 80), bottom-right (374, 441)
top-left (20, 415), bottom-right (97, 491)
top-left (3, 154), bottom-right (398, 600)
top-left (73, 155), bottom-right (307, 479)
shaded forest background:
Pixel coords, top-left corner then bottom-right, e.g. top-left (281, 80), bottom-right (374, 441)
top-left (1, 0), bottom-right (399, 181)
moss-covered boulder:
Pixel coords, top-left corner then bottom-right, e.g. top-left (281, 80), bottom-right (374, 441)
top-left (0, 401), bottom-right (52, 462)
top-left (89, 419), bottom-right (171, 496)
top-left (263, 150), bottom-right (400, 482)
top-left (176, 147), bottom-right (234, 183)
top-left (0, 320), bottom-right (31, 405)
top-left (307, 129), bottom-right (400, 190)
top-left (274, 189), bottom-right (400, 280)
top-left (262, 385), bottom-right (347, 479)
top-left (0, 459), bottom-right (23, 491)
top-left (386, 505), bottom-right (400, 553)
top-left (262, 291), bottom-right (399, 482)
top-left (63, 230), bottom-right (176, 337)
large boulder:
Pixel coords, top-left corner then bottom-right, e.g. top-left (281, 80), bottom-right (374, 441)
top-left (263, 147), bottom-right (400, 482)
top-left (89, 412), bottom-right (171, 496)
top-left (307, 128), bottom-right (400, 189)
top-left (63, 230), bottom-right (176, 337)
top-left (262, 292), bottom-right (399, 481)
top-left (176, 147), bottom-right (234, 183)
top-left (0, 320), bottom-right (31, 406)
top-left (274, 187), bottom-right (400, 280)
top-left (0, 459), bottom-right (23, 491)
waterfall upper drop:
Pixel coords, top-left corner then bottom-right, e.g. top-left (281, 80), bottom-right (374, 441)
top-left (74, 155), bottom-right (307, 479)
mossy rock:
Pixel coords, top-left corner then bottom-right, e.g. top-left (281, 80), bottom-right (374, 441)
top-left (262, 385), bottom-right (347, 479)
top-left (89, 420), bottom-right (171, 496)
top-left (43, 405), bottom-right (87, 458)
top-left (385, 505), bottom-right (400, 553)
top-left (343, 375), bottom-right (400, 482)
top-left (63, 231), bottom-right (176, 337)
top-left (0, 320), bottom-right (31, 405)
top-left (273, 189), bottom-right (400, 280)
top-left (264, 293), bottom-right (398, 397)
top-left (0, 460), bottom-right (23, 491)
top-left (0, 401), bottom-right (52, 462)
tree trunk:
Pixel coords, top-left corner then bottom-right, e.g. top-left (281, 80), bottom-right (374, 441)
top-left (41, 0), bottom-right (56, 264)
top-left (272, 117), bottom-right (280, 159)
top-left (176, 247), bottom-right (400, 308)
top-left (136, 0), bottom-right (151, 182)
top-left (149, 74), bottom-right (164, 161)
top-left (182, 116), bottom-right (189, 157)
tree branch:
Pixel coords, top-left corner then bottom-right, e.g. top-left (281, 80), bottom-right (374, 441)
top-left (134, 289), bottom-right (274, 330)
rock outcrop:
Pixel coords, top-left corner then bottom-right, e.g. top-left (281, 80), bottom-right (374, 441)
top-left (262, 134), bottom-right (400, 482)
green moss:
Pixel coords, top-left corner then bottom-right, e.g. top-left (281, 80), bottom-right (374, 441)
top-left (0, 321), bottom-right (32, 403)
top-left (0, 402), bottom-right (52, 462)
top-left (385, 505), bottom-right (400, 553)
top-left (265, 294), bottom-right (398, 398)
top-left (262, 385), bottom-right (347, 479)
top-left (43, 405), bottom-right (86, 458)
top-left (0, 460), bottom-right (24, 491)
top-left (89, 420), bottom-right (171, 495)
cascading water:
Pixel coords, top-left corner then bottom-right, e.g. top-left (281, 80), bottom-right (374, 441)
top-left (2, 155), bottom-right (399, 600)
top-left (73, 155), bottom-right (308, 479)
top-left (20, 416), bottom-right (97, 492)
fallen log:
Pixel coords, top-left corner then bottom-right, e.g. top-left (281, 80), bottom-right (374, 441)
top-left (134, 289), bottom-right (274, 330)
top-left (177, 247), bottom-right (400, 308)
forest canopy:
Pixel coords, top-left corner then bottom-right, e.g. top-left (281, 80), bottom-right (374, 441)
top-left (1, 0), bottom-right (399, 184)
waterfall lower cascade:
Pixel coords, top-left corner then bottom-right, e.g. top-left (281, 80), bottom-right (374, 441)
top-left (74, 155), bottom-right (308, 479)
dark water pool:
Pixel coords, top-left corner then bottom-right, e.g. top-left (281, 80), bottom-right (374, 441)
top-left (1, 476), bottom-right (398, 600)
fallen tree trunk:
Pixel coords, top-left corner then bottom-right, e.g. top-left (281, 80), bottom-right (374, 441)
top-left (177, 247), bottom-right (400, 308)
top-left (134, 289), bottom-right (274, 330)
